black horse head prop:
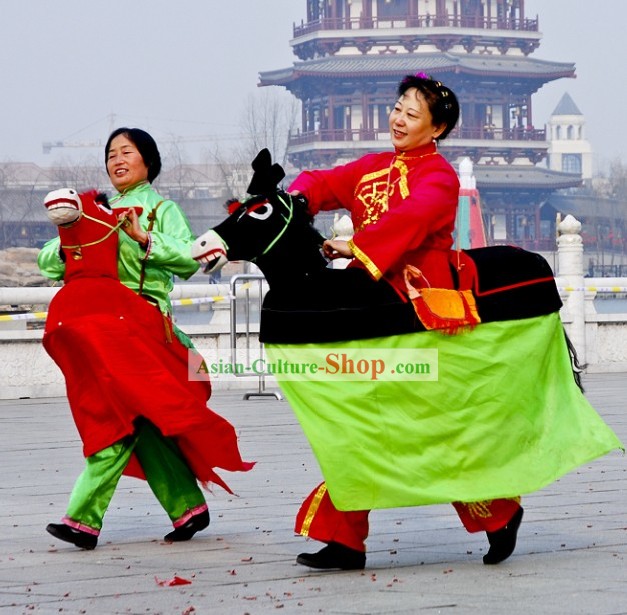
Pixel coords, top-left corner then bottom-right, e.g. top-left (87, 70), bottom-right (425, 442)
top-left (191, 149), bottom-right (326, 286)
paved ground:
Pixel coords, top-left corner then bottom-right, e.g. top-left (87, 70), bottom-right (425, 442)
top-left (0, 372), bottom-right (625, 615)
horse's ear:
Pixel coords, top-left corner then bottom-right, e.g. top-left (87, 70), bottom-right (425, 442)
top-left (247, 149), bottom-right (286, 195)
top-left (270, 163), bottom-right (286, 186)
top-left (251, 148), bottom-right (272, 173)
top-left (95, 192), bottom-right (110, 210)
top-left (247, 149), bottom-right (272, 194)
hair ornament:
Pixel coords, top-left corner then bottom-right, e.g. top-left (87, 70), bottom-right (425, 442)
top-left (415, 71), bottom-right (431, 80)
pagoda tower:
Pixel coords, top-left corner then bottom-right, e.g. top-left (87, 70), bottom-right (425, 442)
top-left (259, 0), bottom-right (583, 250)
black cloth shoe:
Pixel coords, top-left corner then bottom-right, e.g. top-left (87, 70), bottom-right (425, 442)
top-left (483, 506), bottom-right (524, 565)
top-left (46, 523), bottom-right (98, 550)
top-left (296, 541), bottom-right (366, 570)
top-left (164, 510), bottom-right (210, 542)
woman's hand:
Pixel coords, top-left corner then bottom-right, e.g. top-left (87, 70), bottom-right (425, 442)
top-left (289, 190), bottom-right (347, 259)
top-left (322, 239), bottom-right (353, 260)
top-left (118, 208), bottom-right (149, 247)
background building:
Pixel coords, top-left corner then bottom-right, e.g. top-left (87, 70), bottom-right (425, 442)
top-left (546, 92), bottom-right (593, 181)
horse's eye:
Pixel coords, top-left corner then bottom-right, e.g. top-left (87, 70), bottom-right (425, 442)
top-left (247, 203), bottom-right (273, 221)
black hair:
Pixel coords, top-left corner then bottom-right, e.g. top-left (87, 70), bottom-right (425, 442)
top-left (104, 127), bottom-right (162, 183)
top-left (397, 74), bottom-right (460, 141)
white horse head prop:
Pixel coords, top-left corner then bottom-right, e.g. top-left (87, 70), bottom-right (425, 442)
top-left (44, 188), bottom-right (83, 226)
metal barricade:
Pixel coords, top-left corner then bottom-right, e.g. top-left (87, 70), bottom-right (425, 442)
top-left (230, 273), bottom-right (282, 400)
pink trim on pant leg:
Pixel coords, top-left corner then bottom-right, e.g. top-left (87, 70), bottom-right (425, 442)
top-left (62, 516), bottom-right (100, 536)
top-left (172, 503), bottom-right (209, 528)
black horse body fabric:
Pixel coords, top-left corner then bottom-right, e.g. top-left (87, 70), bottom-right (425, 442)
top-left (260, 244), bottom-right (563, 344)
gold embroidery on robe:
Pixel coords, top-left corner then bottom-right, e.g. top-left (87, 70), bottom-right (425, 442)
top-left (353, 158), bottom-right (411, 232)
top-left (462, 501), bottom-right (494, 520)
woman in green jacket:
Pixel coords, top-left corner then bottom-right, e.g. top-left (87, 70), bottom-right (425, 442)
top-left (39, 128), bottom-right (218, 549)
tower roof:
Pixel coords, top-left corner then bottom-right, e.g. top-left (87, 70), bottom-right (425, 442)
top-left (474, 165), bottom-right (582, 190)
top-left (259, 52), bottom-right (575, 86)
top-left (551, 92), bottom-right (582, 116)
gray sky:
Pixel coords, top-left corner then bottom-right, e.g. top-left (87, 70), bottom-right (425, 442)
top-left (1, 1), bottom-right (625, 172)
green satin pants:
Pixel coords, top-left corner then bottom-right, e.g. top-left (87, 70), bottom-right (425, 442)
top-left (65, 419), bottom-right (206, 533)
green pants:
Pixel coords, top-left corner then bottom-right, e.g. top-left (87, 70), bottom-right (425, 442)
top-left (64, 418), bottom-right (206, 533)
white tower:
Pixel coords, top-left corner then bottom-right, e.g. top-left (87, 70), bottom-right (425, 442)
top-left (546, 93), bottom-right (593, 181)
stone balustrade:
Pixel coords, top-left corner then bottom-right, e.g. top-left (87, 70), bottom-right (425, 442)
top-left (1, 217), bottom-right (625, 399)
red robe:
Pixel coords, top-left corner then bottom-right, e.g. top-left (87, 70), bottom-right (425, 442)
top-left (43, 192), bottom-right (253, 492)
top-left (288, 141), bottom-right (460, 297)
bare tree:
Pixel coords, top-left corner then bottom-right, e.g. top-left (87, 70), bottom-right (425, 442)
top-left (607, 158), bottom-right (627, 201)
top-left (210, 88), bottom-right (300, 195)
top-left (0, 164), bottom-right (52, 249)
top-left (240, 88), bottom-right (300, 169)
top-left (47, 154), bottom-right (109, 191)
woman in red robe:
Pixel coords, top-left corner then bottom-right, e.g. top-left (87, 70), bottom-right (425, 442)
top-left (288, 74), bottom-right (522, 570)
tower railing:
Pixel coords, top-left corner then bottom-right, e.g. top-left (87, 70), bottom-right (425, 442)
top-left (293, 15), bottom-right (538, 37)
top-left (288, 126), bottom-right (546, 147)
top-left (452, 126), bottom-right (546, 141)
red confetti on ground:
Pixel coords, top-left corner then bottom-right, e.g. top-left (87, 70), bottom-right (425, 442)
top-left (154, 575), bottom-right (192, 586)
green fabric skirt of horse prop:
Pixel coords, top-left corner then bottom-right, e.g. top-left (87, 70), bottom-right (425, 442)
top-left (266, 312), bottom-right (622, 511)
